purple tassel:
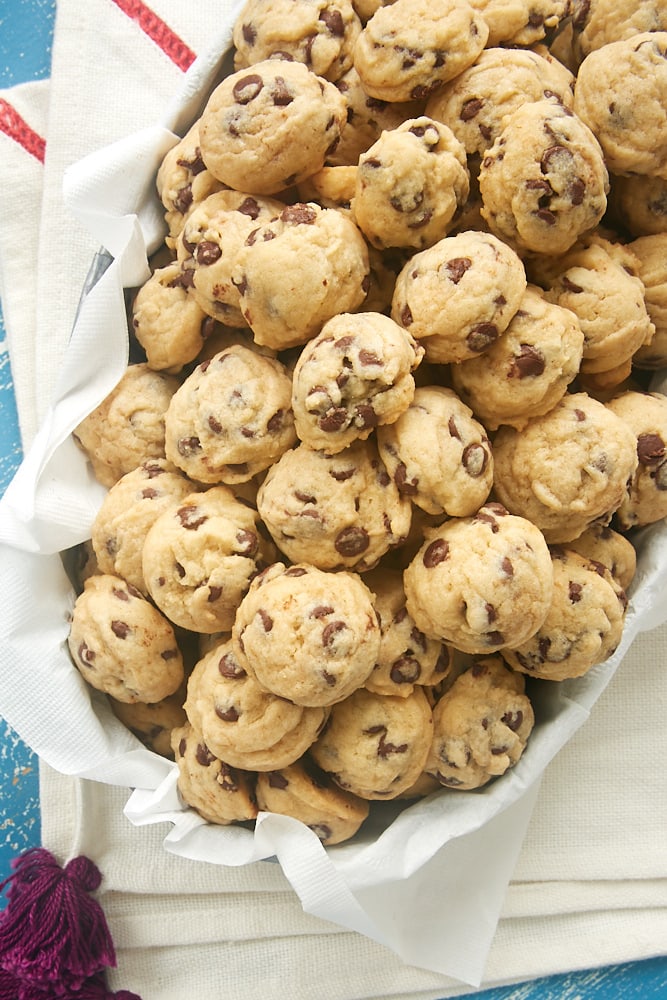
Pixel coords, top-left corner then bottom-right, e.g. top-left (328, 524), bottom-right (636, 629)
top-left (0, 849), bottom-right (141, 999)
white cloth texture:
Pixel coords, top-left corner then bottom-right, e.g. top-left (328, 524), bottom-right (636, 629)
top-left (0, 2), bottom-right (665, 997)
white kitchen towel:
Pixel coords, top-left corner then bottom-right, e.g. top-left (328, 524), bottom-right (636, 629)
top-left (0, 2), bottom-right (665, 998)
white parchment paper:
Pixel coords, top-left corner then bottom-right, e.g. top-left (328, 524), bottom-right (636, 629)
top-left (1, 22), bottom-right (666, 983)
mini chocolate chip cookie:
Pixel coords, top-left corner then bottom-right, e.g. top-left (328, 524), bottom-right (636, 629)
top-left (352, 116), bottom-right (469, 250)
top-left (627, 234), bottom-right (667, 371)
top-left (573, 32), bottom-right (667, 179)
top-left (570, 0), bottom-right (667, 62)
top-left (469, 0), bottom-right (567, 47)
top-left (607, 173), bottom-right (667, 239)
top-left (90, 458), bottom-right (194, 595)
top-left (199, 58), bottom-right (347, 194)
top-left (450, 284), bottom-right (584, 430)
top-left (184, 638), bottom-right (328, 770)
top-left (291, 310), bottom-right (423, 453)
top-left (390, 229), bottom-right (527, 364)
top-left (68, 574), bottom-right (184, 704)
top-left (232, 0), bottom-right (362, 82)
top-left (425, 46), bottom-right (575, 158)
top-left (363, 567), bottom-right (453, 697)
top-left (537, 237), bottom-right (654, 378)
top-left (478, 100), bottom-right (609, 256)
top-left (502, 547), bottom-right (627, 681)
top-left (232, 202), bottom-right (370, 350)
top-left (256, 438), bottom-right (412, 571)
top-left (231, 562), bottom-right (381, 707)
top-left (606, 390), bottom-right (667, 530)
top-left (164, 345), bottom-right (296, 485)
top-left (376, 385), bottom-right (493, 516)
top-left (156, 121), bottom-right (227, 250)
top-left (255, 756), bottom-right (370, 844)
top-left (425, 655), bottom-right (534, 790)
top-left (328, 65), bottom-right (422, 167)
top-left (353, 0), bottom-right (488, 103)
top-left (142, 485), bottom-right (276, 633)
top-left (564, 523), bottom-right (637, 592)
top-left (73, 364), bottom-right (182, 489)
top-left (131, 262), bottom-right (211, 373)
top-left (492, 391), bottom-right (639, 543)
top-left (310, 685), bottom-right (434, 799)
top-left (175, 190), bottom-right (284, 328)
top-left (403, 502), bottom-right (554, 654)
top-left (171, 721), bottom-right (259, 825)
top-left (110, 682), bottom-right (188, 758)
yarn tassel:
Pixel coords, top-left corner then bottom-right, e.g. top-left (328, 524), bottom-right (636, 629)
top-left (0, 848), bottom-right (141, 999)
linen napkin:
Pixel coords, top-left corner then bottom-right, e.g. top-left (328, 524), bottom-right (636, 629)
top-left (0, 2), bottom-right (666, 997)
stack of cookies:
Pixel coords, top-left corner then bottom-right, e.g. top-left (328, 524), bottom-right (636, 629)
top-left (66, 0), bottom-right (667, 845)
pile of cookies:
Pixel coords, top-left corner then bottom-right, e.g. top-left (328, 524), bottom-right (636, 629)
top-left (66, 0), bottom-right (667, 846)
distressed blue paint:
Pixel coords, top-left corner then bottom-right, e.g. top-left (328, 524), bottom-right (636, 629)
top-left (0, 0), bottom-right (56, 86)
top-left (0, 0), bottom-right (53, 903)
top-left (457, 956), bottom-right (667, 999)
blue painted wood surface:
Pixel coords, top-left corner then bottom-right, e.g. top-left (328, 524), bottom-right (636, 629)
top-left (0, 3), bottom-right (665, 997)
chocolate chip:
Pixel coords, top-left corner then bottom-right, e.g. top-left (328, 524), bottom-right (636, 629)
top-left (462, 443), bottom-right (488, 477)
top-left (215, 704), bottom-right (240, 723)
top-left (365, 724), bottom-right (408, 758)
top-left (267, 408), bottom-right (285, 432)
top-left (320, 8), bottom-right (344, 35)
top-left (562, 275), bottom-right (583, 293)
top-left (322, 620), bottom-right (348, 648)
top-left (177, 436), bottom-right (201, 457)
top-left (501, 556), bottom-right (514, 577)
top-left (354, 404), bottom-right (377, 429)
top-left (390, 656), bottom-right (421, 684)
top-left (78, 641), bottom-right (95, 666)
top-left (217, 762), bottom-right (239, 792)
top-left (196, 742), bottom-right (217, 766)
top-left (335, 526), bottom-right (370, 556)
top-left (219, 652), bottom-right (246, 678)
top-left (637, 433), bottom-right (665, 465)
top-left (257, 608), bottom-right (273, 632)
top-left (310, 605), bottom-right (334, 619)
top-left (466, 322), bottom-right (498, 352)
top-left (284, 566), bottom-right (308, 577)
top-left (394, 461), bottom-right (418, 495)
top-left (281, 203), bottom-right (317, 225)
top-left (236, 530), bottom-right (259, 556)
top-left (358, 349), bottom-right (382, 366)
top-left (319, 407), bottom-right (348, 432)
top-left (208, 586), bottom-right (222, 603)
top-left (460, 97), bottom-right (483, 121)
top-left (233, 74), bottom-right (264, 104)
top-left (237, 196), bottom-right (261, 219)
top-left (569, 581), bottom-right (583, 602)
top-left (176, 505), bottom-right (207, 530)
top-left (535, 208), bottom-right (557, 225)
top-left (272, 76), bottom-right (293, 106)
top-left (445, 257), bottom-right (472, 284)
top-left (423, 538), bottom-right (449, 567)
top-left (173, 183), bottom-right (193, 215)
top-left (509, 344), bottom-right (546, 378)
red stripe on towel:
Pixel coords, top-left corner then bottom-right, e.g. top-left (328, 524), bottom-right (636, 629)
top-left (0, 99), bottom-right (46, 163)
top-left (110, 0), bottom-right (197, 71)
